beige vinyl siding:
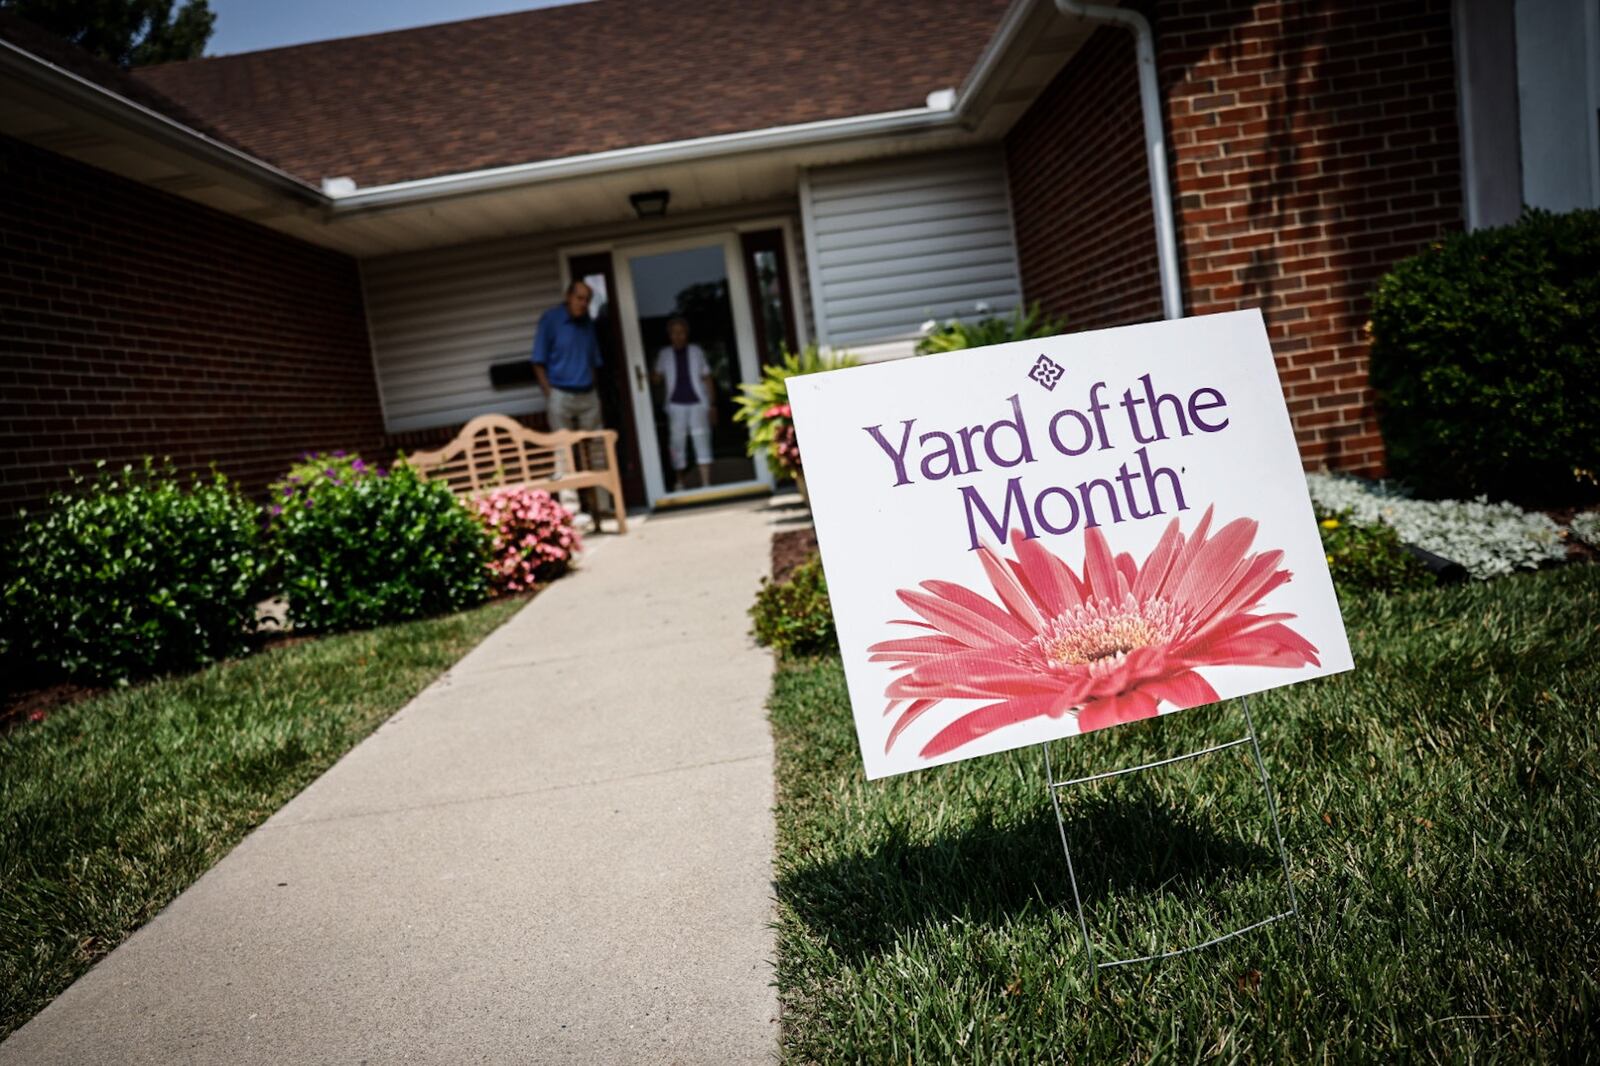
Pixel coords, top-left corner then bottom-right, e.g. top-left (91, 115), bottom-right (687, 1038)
top-left (362, 235), bottom-right (559, 433)
top-left (362, 211), bottom-right (810, 433)
top-left (803, 149), bottom-right (1022, 359)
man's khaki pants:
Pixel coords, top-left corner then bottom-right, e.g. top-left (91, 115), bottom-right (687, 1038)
top-left (547, 387), bottom-right (606, 518)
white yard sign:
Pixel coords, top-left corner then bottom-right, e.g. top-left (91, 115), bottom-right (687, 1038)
top-left (789, 310), bottom-right (1354, 780)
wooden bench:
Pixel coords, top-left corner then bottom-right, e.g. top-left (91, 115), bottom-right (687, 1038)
top-left (402, 413), bottom-right (628, 532)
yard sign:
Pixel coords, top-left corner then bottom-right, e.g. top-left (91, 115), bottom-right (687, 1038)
top-left (789, 309), bottom-right (1353, 780)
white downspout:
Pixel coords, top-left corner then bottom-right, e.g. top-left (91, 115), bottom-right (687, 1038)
top-left (1054, 0), bottom-right (1184, 319)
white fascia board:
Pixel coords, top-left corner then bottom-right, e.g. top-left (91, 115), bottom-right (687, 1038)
top-left (0, 37), bottom-right (322, 203)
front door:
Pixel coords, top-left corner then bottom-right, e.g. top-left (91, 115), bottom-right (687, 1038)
top-left (614, 234), bottom-right (774, 505)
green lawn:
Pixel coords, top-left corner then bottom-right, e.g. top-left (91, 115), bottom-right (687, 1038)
top-left (770, 566), bottom-right (1600, 1062)
top-left (0, 595), bottom-right (526, 1040)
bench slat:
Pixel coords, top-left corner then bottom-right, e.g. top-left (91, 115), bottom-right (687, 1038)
top-left (401, 413), bottom-right (628, 533)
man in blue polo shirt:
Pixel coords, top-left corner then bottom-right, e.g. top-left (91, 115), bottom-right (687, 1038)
top-left (532, 279), bottom-right (606, 518)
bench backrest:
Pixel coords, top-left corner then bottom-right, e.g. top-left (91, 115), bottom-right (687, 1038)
top-left (404, 414), bottom-right (577, 497)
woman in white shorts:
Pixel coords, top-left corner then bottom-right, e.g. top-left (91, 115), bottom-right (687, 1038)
top-left (651, 316), bottom-right (717, 489)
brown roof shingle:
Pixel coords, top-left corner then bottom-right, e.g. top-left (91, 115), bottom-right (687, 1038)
top-left (133, 0), bottom-right (1010, 189)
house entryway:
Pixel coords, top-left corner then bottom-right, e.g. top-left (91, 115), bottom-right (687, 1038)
top-left (566, 224), bottom-right (803, 511)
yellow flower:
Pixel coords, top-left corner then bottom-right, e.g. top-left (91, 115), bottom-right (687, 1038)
top-left (1326, 553), bottom-right (1335, 564)
top-left (1320, 518), bottom-right (1340, 529)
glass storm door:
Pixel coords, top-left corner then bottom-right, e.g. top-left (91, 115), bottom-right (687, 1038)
top-left (615, 234), bottom-right (772, 505)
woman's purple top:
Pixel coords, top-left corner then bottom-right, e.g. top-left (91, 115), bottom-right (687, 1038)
top-left (670, 347), bottom-right (699, 404)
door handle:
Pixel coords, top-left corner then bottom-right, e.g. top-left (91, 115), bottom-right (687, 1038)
top-left (634, 365), bottom-right (647, 392)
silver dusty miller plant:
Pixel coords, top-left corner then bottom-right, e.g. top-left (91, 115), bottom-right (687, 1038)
top-left (1305, 473), bottom-right (1566, 580)
top-left (1569, 510), bottom-right (1600, 550)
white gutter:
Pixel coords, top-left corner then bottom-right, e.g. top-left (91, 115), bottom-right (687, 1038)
top-left (0, 36), bottom-right (323, 204)
top-left (1054, 0), bottom-right (1185, 319)
top-left (332, 105), bottom-right (961, 211)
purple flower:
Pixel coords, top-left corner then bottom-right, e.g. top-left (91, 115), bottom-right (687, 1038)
top-left (270, 504), bottom-right (283, 515)
top-left (352, 458), bottom-right (367, 473)
top-left (281, 485), bottom-right (294, 497)
top-left (333, 449), bottom-right (347, 457)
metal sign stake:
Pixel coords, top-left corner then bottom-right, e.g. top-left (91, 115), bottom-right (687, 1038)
top-left (1041, 695), bottom-right (1299, 982)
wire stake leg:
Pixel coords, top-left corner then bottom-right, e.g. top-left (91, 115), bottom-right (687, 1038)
top-left (1042, 696), bottom-right (1298, 978)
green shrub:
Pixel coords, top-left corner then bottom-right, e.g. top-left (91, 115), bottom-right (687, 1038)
top-left (1, 460), bottom-right (270, 683)
top-left (273, 456), bottom-right (490, 632)
top-left (750, 554), bottom-right (838, 656)
top-left (1316, 508), bottom-right (1433, 594)
top-left (734, 346), bottom-right (858, 479)
top-left (915, 301), bottom-right (1069, 354)
top-left (1368, 207), bottom-right (1600, 504)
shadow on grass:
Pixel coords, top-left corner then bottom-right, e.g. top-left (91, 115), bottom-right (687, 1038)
top-left (777, 783), bottom-right (1281, 962)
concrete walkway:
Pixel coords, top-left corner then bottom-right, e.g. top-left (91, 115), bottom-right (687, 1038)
top-left (2, 500), bottom-right (783, 1065)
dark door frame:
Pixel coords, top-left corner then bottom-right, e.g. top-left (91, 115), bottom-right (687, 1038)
top-left (568, 251), bottom-right (648, 508)
top-left (738, 227), bottom-right (802, 365)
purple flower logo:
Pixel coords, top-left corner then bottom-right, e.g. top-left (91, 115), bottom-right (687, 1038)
top-left (1028, 354), bottom-right (1065, 392)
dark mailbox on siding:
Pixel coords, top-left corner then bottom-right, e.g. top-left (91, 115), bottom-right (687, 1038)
top-left (488, 358), bottom-right (535, 389)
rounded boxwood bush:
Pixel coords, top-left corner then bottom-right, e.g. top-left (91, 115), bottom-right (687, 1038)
top-left (749, 554), bottom-right (837, 656)
top-left (272, 455), bottom-right (491, 632)
top-left (0, 459), bottom-right (271, 683)
top-left (1368, 207), bottom-right (1600, 504)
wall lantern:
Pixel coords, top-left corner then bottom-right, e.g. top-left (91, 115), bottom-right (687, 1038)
top-left (629, 189), bottom-right (671, 219)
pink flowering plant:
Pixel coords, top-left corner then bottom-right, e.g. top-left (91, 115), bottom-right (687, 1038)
top-left (733, 345), bottom-right (858, 479)
top-left (473, 486), bottom-right (583, 594)
top-left (766, 405), bottom-right (803, 477)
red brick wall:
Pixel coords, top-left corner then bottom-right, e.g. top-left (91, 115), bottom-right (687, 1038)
top-left (1004, 24), bottom-right (1165, 331)
top-left (0, 135), bottom-right (386, 521)
top-left (1005, 0), bottom-right (1463, 474)
top-left (1163, 0), bottom-right (1461, 474)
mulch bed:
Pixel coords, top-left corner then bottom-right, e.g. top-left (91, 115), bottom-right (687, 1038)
top-left (1543, 505), bottom-right (1600, 564)
top-left (771, 526), bottom-right (818, 582)
top-left (2, 630), bottom-right (307, 734)
top-left (1, 681), bottom-right (105, 735)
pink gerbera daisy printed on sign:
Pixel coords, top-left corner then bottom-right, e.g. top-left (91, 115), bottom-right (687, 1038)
top-left (868, 506), bottom-right (1319, 760)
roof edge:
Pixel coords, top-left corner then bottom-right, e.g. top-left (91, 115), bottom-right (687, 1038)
top-left (0, 35), bottom-right (324, 204)
top-left (956, 0), bottom-right (1048, 112)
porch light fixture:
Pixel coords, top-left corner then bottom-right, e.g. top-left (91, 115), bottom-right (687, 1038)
top-left (629, 189), bottom-right (670, 219)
